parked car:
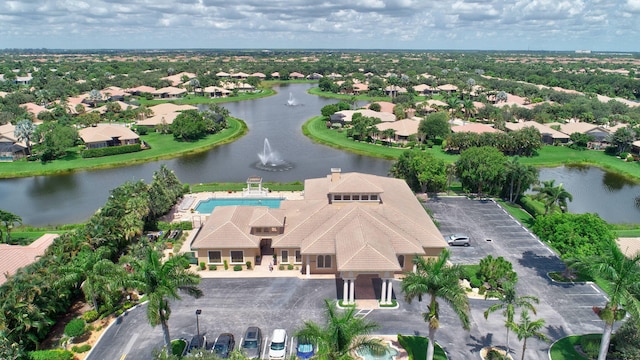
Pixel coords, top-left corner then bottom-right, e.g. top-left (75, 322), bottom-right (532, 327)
top-left (296, 337), bottom-right (315, 359)
top-left (212, 333), bottom-right (235, 359)
top-left (447, 233), bottom-right (470, 246)
top-left (268, 329), bottom-right (288, 359)
top-left (241, 326), bottom-right (263, 359)
top-left (187, 334), bottom-right (206, 355)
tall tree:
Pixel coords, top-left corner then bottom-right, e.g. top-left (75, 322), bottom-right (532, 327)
top-left (484, 282), bottom-right (539, 355)
top-left (14, 119), bottom-right (36, 155)
top-left (402, 249), bottom-right (470, 360)
top-left (0, 209), bottom-right (22, 244)
top-left (418, 111), bottom-right (450, 141)
top-left (532, 179), bottom-right (573, 214)
top-left (455, 146), bottom-right (507, 196)
top-left (569, 242), bottom-right (640, 360)
top-left (132, 249), bottom-right (203, 356)
top-left (295, 299), bottom-right (384, 360)
top-left (390, 150), bottom-right (447, 193)
top-left (509, 310), bottom-right (549, 360)
top-left (503, 157), bottom-right (538, 203)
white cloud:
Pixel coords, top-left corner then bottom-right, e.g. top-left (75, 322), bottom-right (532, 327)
top-left (0, 0), bottom-right (636, 51)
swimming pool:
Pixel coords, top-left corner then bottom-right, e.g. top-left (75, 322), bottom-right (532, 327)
top-left (194, 198), bottom-right (283, 213)
top-left (356, 343), bottom-right (399, 360)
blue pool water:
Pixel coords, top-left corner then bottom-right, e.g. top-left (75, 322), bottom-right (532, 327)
top-left (195, 198), bottom-right (282, 213)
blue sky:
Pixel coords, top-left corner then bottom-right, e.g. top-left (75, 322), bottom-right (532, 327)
top-left (2, 0), bottom-right (639, 52)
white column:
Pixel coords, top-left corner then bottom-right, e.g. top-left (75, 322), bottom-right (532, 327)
top-left (386, 279), bottom-right (393, 304)
top-left (305, 256), bottom-right (310, 279)
top-left (380, 278), bottom-right (387, 305)
top-left (349, 278), bottom-right (355, 304)
top-left (413, 264), bottom-right (417, 273)
top-left (343, 278), bottom-right (349, 304)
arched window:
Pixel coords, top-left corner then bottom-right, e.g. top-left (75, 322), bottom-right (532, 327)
top-left (397, 255), bottom-right (405, 268)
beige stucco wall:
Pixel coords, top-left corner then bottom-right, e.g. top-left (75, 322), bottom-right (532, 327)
top-left (195, 248), bottom-right (260, 268)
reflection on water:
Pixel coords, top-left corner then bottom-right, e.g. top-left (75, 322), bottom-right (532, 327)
top-left (537, 166), bottom-right (640, 224)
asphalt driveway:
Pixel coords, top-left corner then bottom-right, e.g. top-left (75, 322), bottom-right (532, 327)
top-left (88, 197), bottom-right (609, 360)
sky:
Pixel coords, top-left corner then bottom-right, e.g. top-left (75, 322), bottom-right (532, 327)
top-left (1, 0), bottom-right (639, 52)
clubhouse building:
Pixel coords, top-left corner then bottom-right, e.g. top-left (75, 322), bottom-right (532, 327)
top-left (189, 169), bottom-right (446, 304)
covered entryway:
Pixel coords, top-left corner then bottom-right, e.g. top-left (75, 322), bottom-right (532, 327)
top-left (340, 272), bottom-right (396, 307)
top-left (258, 239), bottom-right (273, 265)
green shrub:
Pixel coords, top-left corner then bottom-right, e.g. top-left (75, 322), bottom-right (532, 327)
top-left (611, 318), bottom-right (640, 360)
top-left (478, 286), bottom-right (486, 295)
top-left (246, 261), bottom-right (252, 269)
top-left (518, 195), bottom-right (545, 218)
top-left (620, 152), bottom-right (629, 159)
top-left (233, 265), bottom-right (242, 271)
top-left (486, 349), bottom-right (508, 360)
top-left (134, 126), bottom-right (149, 135)
top-left (579, 335), bottom-right (600, 359)
top-left (224, 260), bottom-right (229, 270)
top-left (28, 350), bottom-right (74, 360)
top-left (478, 255), bottom-right (517, 291)
top-left (71, 344), bottom-right (92, 353)
top-left (82, 310), bottom-right (99, 323)
top-left (287, 264), bottom-right (294, 270)
top-left (64, 318), bottom-right (86, 338)
top-left (278, 264), bottom-right (285, 270)
top-left (209, 264), bottom-right (217, 270)
top-left (199, 262), bottom-right (206, 270)
top-left (81, 143), bottom-right (141, 158)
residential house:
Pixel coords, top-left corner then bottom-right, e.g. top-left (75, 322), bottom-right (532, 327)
top-left (289, 72), bottom-right (305, 79)
top-left (553, 121), bottom-right (611, 149)
top-left (437, 84), bottom-right (458, 94)
top-left (79, 124), bottom-right (140, 149)
top-left (203, 86), bottom-right (231, 98)
top-left (504, 121), bottom-right (570, 144)
top-left (1, 234), bottom-right (58, 285)
top-left (451, 123), bottom-right (503, 134)
top-left (413, 84), bottom-right (438, 95)
top-left (0, 123), bottom-right (27, 161)
top-left (161, 72), bottom-right (197, 86)
top-left (125, 85), bottom-right (156, 96)
top-left (250, 73), bottom-right (266, 79)
top-left (190, 169), bottom-right (446, 304)
top-left (375, 119), bottom-right (420, 143)
top-left (152, 86), bottom-right (187, 99)
top-left (330, 109), bottom-right (396, 125)
top-left (384, 85), bottom-right (406, 97)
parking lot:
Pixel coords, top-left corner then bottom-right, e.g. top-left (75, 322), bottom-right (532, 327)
top-left (89, 197), bottom-right (610, 360)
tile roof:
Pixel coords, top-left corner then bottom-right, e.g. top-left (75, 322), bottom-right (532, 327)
top-left (78, 124), bottom-right (139, 143)
top-left (504, 121), bottom-right (570, 139)
top-left (451, 123), bottom-right (503, 134)
top-left (0, 234), bottom-right (58, 285)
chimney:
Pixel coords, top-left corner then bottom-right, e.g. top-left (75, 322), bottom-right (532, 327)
top-left (330, 168), bottom-right (341, 182)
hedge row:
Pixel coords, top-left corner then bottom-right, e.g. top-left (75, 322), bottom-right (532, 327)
top-left (518, 195), bottom-right (545, 218)
top-left (81, 143), bottom-right (141, 158)
top-left (29, 350), bottom-right (74, 360)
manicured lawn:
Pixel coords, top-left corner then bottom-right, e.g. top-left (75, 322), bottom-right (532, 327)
top-left (191, 181), bottom-right (304, 192)
top-left (0, 118), bottom-right (247, 178)
top-left (136, 88), bottom-right (276, 106)
top-left (397, 334), bottom-right (448, 360)
top-left (302, 116), bottom-right (458, 162)
top-left (549, 334), bottom-right (600, 360)
top-left (496, 200), bottom-right (536, 227)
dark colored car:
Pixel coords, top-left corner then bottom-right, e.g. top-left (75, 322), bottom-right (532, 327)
top-left (187, 334), bottom-right (206, 354)
top-left (296, 338), bottom-right (315, 359)
top-left (241, 326), bottom-right (263, 359)
top-left (212, 333), bottom-right (236, 359)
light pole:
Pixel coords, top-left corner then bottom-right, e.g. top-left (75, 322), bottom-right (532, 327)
top-left (195, 309), bottom-right (202, 337)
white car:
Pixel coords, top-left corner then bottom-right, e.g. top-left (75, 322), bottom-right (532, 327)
top-left (447, 233), bottom-right (470, 246)
top-left (268, 329), bottom-right (288, 359)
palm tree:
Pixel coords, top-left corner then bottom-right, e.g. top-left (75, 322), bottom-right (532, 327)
top-left (509, 310), bottom-right (548, 360)
top-left (484, 282), bottom-right (539, 355)
top-left (0, 210), bottom-right (22, 244)
top-left (445, 96), bottom-right (462, 118)
top-left (13, 119), bottom-right (36, 155)
top-left (56, 247), bottom-right (128, 310)
top-left (132, 249), bottom-right (203, 356)
top-left (569, 242), bottom-right (640, 360)
top-left (532, 179), bottom-right (573, 215)
top-left (295, 299), bottom-right (385, 360)
top-left (87, 89), bottom-right (102, 108)
top-left (462, 99), bottom-right (476, 121)
top-left (401, 249), bottom-right (470, 360)
top-left (504, 157), bottom-right (538, 203)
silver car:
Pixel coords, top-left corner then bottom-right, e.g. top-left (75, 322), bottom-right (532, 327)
top-left (447, 233), bottom-right (470, 246)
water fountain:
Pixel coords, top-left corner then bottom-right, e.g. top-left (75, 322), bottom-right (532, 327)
top-left (255, 138), bottom-right (294, 172)
top-left (286, 92), bottom-right (298, 106)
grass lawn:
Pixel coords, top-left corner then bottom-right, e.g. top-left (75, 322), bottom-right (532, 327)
top-left (302, 116), bottom-right (458, 161)
top-left (496, 200), bottom-right (536, 228)
top-left (549, 334), bottom-right (600, 360)
top-left (0, 118), bottom-right (247, 179)
top-left (397, 334), bottom-right (448, 360)
top-left (191, 181), bottom-right (304, 192)
top-left (136, 88), bottom-right (276, 106)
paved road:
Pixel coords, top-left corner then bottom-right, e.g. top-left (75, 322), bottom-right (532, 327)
top-left (88, 197), bottom-right (608, 360)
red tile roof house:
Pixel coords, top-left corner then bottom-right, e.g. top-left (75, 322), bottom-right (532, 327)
top-left (451, 123), bottom-right (504, 134)
top-left (78, 124), bottom-right (140, 149)
top-left (189, 169), bottom-right (446, 305)
top-left (329, 109), bottom-right (396, 126)
top-left (504, 121), bottom-right (570, 144)
top-left (1, 234), bottom-right (58, 285)
top-left (375, 119), bottom-right (420, 144)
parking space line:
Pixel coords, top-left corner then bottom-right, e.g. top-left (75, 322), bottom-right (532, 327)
top-left (261, 336), bottom-right (269, 359)
top-left (354, 309), bottom-right (373, 318)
